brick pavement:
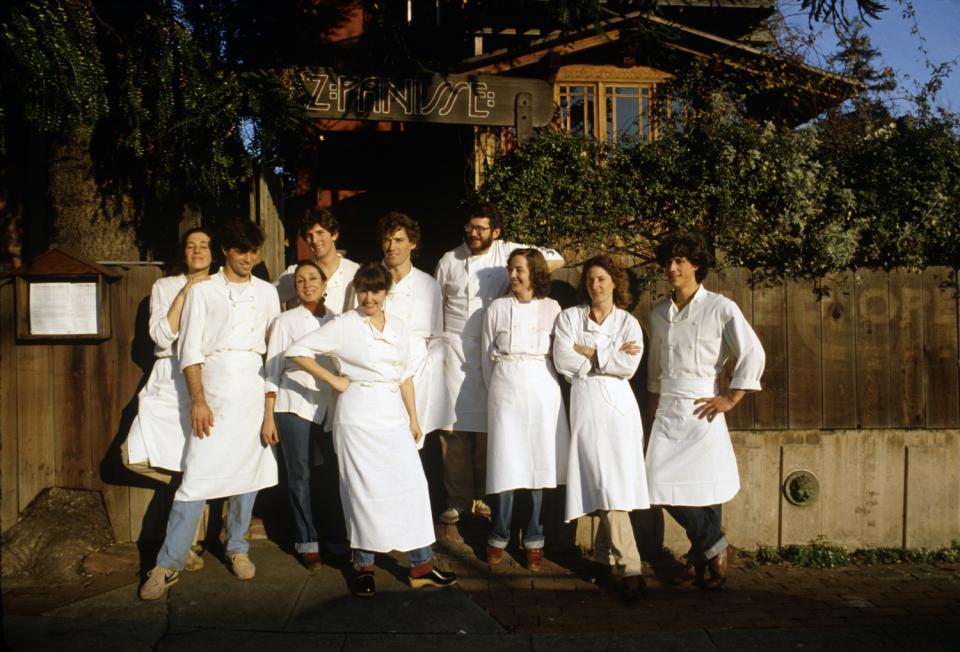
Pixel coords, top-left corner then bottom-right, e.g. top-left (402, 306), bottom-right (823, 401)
top-left (434, 519), bottom-right (960, 635)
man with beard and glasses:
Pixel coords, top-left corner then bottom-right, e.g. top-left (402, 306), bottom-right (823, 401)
top-left (275, 208), bottom-right (359, 314)
top-left (433, 202), bottom-right (563, 526)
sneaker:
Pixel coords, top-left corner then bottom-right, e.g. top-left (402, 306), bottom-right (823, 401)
top-left (485, 545), bottom-right (504, 564)
top-left (229, 552), bottom-right (256, 580)
top-left (525, 547), bottom-right (544, 572)
top-left (184, 549), bottom-right (204, 572)
top-left (355, 571), bottom-right (376, 598)
top-left (439, 507), bottom-right (462, 525)
top-left (139, 565), bottom-right (179, 601)
top-left (409, 567), bottom-right (457, 589)
top-left (472, 499), bottom-right (492, 519)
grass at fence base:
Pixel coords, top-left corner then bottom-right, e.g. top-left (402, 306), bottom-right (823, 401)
top-left (750, 536), bottom-right (960, 568)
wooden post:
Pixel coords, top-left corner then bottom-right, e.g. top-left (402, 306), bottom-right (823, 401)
top-left (516, 92), bottom-right (532, 143)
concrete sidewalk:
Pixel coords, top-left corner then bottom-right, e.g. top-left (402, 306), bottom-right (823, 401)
top-left (4, 536), bottom-right (960, 651)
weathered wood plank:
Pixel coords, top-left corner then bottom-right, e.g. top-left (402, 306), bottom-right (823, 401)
top-left (888, 269), bottom-right (924, 427)
top-left (16, 343), bottom-right (56, 512)
top-left (0, 282), bottom-right (19, 531)
top-left (717, 267), bottom-right (754, 429)
top-left (855, 270), bottom-right (892, 428)
top-left (820, 272), bottom-right (857, 428)
top-left (785, 278), bottom-right (822, 428)
top-left (52, 344), bottom-right (94, 489)
top-left (92, 274), bottom-right (131, 541)
top-left (922, 267), bottom-right (960, 427)
top-left (752, 280), bottom-right (788, 429)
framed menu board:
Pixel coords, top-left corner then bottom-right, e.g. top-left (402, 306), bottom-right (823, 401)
top-left (11, 247), bottom-right (120, 341)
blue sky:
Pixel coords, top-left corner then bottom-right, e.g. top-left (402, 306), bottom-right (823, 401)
top-left (779, 0), bottom-right (960, 114)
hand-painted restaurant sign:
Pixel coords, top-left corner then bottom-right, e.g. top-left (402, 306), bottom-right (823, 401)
top-left (302, 68), bottom-right (554, 127)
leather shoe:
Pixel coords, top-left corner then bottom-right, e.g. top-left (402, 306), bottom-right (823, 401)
top-left (354, 571), bottom-right (376, 598)
top-left (409, 567), bottom-right (457, 589)
top-left (299, 552), bottom-right (323, 573)
top-left (703, 546), bottom-right (736, 590)
top-left (620, 575), bottom-right (645, 603)
top-left (485, 545), bottom-right (504, 565)
top-left (668, 558), bottom-right (702, 584)
top-left (525, 547), bottom-right (543, 572)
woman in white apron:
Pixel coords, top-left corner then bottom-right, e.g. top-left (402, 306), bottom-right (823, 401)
top-left (553, 255), bottom-right (648, 602)
top-left (287, 263), bottom-right (457, 598)
top-left (482, 248), bottom-right (568, 571)
top-left (123, 227), bottom-right (212, 570)
top-left (261, 260), bottom-right (344, 571)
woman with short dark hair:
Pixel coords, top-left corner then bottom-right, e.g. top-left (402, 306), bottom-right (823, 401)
top-left (553, 255), bottom-right (650, 602)
top-left (286, 262), bottom-right (456, 597)
top-left (481, 248), bottom-right (569, 571)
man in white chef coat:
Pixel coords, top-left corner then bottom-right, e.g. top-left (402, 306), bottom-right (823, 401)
top-left (645, 231), bottom-right (765, 590)
top-left (139, 219), bottom-right (281, 601)
top-left (434, 202), bottom-right (563, 525)
top-left (275, 208), bottom-right (359, 314)
top-left (380, 211), bottom-right (454, 439)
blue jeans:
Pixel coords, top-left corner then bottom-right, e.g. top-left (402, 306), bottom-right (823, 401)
top-left (664, 504), bottom-right (728, 562)
top-left (276, 412), bottom-right (321, 554)
top-left (353, 546), bottom-right (433, 569)
top-left (488, 489), bottom-right (544, 550)
top-left (156, 492), bottom-right (257, 571)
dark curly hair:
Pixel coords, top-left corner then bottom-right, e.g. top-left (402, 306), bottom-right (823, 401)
top-left (218, 219), bottom-right (265, 253)
top-left (462, 201), bottom-right (503, 232)
top-left (508, 248), bottom-right (551, 299)
top-left (654, 231), bottom-right (713, 283)
top-left (378, 211), bottom-right (421, 254)
top-left (578, 255), bottom-right (632, 309)
top-left (299, 207), bottom-right (339, 238)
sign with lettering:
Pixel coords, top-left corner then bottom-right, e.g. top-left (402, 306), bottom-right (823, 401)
top-left (302, 68), bottom-right (554, 127)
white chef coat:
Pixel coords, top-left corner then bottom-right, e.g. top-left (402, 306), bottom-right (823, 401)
top-left (645, 286), bottom-right (765, 506)
top-left (264, 305), bottom-right (336, 428)
top-left (285, 310), bottom-right (435, 553)
top-left (174, 271), bottom-right (281, 501)
top-left (554, 305), bottom-right (650, 521)
top-left (274, 254), bottom-right (359, 315)
top-left (125, 275), bottom-right (192, 470)
top-left (482, 296), bottom-right (569, 494)
top-left (434, 240), bottom-right (561, 432)
top-left (384, 265), bottom-right (454, 439)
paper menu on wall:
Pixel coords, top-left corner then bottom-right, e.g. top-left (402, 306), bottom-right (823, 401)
top-left (29, 282), bottom-right (99, 335)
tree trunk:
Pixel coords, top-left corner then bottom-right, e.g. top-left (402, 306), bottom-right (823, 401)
top-left (47, 130), bottom-right (139, 261)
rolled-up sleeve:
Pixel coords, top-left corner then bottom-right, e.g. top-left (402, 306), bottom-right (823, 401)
top-left (147, 280), bottom-right (178, 348)
top-left (177, 285), bottom-right (207, 369)
top-left (723, 303), bottom-right (765, 391)
top-left (552, 310), bottom-right (591, 381)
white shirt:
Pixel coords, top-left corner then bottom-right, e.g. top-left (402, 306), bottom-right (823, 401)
top-left (286, 309), bottom-right (417, 385)
top-left (384, 265), bottom-right (443, 343)
top-left (179, 271), bottom-right (281, 369)
top-left (481, 296), bottom-right (561, 386)
top-left (275, 255), bottom-right (360, 315)
top-left (646, 286), bottom-right (764, 394)
top-left (264, 305), bottom-right (336, 426)
top-left (147, 275), bottom-right (187, 358)
top-left (434, 240), bottom-right (562, 339)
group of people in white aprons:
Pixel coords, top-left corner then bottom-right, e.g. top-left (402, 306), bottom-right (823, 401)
top-left (128, 205), bottom-right (764, 605)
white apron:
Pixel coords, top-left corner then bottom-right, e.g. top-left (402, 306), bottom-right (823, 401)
top-left (442, 333), bottom-right (487, 432)
top-left (334, 381), bottom-right (435, 553)
top-left (645, 378), bottom-right (740, 506)
top-left (486, 355), bottom-right (569, 494)
top-left (564, 376), bottom-right (650, 520)
top-left (175, 351), bottom-right (279, 501)
top-left (126, 357), bottom-right (190, 471)
top-left (413, 338), bottom-right (455, 442)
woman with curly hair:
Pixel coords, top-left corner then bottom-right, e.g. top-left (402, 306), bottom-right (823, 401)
top-left (553, 255), bottom-right (649, 602)
top-left (481, 248), bottom-right (569, 571)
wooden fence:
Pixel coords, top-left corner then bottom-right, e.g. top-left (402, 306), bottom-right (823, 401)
top-left (1, 265), bottom-right (958, 540)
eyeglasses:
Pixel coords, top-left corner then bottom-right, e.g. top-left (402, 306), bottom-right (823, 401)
top-left (464, 225), bottom-right (492, 234)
